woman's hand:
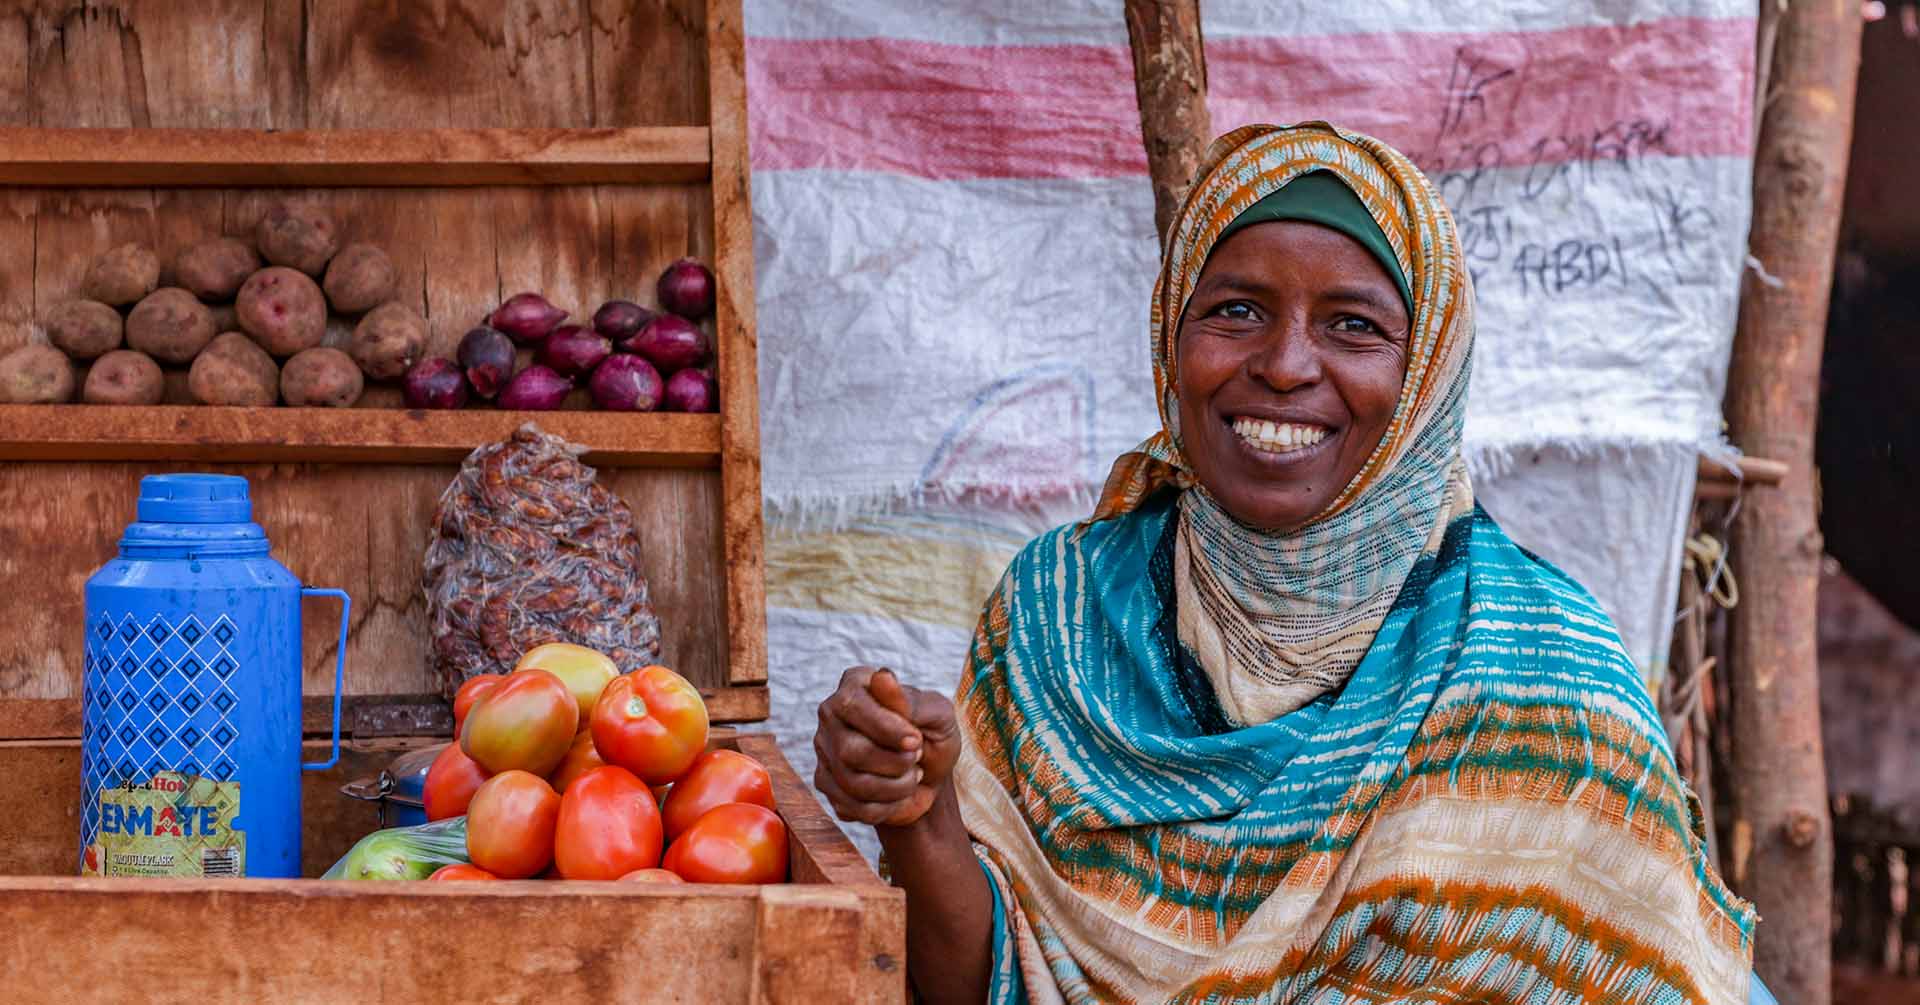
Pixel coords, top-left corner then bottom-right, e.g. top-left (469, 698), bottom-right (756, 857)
top-left (813, 666), bottom-right (961, 828)
top-left (813, 667), bottom-right (991, 1004)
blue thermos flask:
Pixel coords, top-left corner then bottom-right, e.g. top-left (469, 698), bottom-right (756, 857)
top-left (78, 474), bottom-right (349, 878)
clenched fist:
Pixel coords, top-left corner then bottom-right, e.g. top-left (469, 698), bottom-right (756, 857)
top-left (812, 667), bottom-right (961, 828)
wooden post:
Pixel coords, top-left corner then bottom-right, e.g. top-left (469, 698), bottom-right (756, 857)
top-left (1123, 0), bottom-right (1211, 241)
top-left (1724, 0), bottom-right (1862, 1001)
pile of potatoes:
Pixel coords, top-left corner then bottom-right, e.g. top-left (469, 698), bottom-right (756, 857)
top-left (1, 203), bottom-right (429, 408)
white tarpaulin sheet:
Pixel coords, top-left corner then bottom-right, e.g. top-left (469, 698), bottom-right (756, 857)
top-left (740, 0), bottom-right (1755, 849)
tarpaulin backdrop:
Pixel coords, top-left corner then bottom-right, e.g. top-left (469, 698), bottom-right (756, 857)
top-left (743, 1), bottom-right (1755, 852)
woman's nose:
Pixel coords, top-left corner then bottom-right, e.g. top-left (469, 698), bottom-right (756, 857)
top-left (1245, 320), bottom-right (1321, 392)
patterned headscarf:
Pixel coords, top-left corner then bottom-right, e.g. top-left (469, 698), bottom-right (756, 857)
top-left (1098, 122), bottom-right (1477, 725)
top-left (1094, 120), bottom-right (1472, 525)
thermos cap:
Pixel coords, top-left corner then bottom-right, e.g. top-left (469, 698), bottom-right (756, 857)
top-left (137, 474), bottom-right (253, 524)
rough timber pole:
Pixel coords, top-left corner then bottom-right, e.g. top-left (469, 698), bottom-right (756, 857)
top-left (1123, 0), bottom-right (1211, 241)
top-left (1725, 1), bottom-right (1862, 1001)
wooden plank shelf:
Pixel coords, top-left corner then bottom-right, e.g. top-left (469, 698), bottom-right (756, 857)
top-left (0, 405), bottom-right (721, 466)
top-left (0, 127), bottom-right (711, 187)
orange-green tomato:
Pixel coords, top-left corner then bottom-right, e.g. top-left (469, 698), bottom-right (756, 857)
top-left (515, 643), bottom-right (619, 732)
top-left (461, 669), bottom-right (577, 777)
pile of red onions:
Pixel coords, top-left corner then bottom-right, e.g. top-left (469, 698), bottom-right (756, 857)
top-left (394, 260), bottom-right (721, 413)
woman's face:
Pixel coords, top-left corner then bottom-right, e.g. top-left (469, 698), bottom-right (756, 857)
top-left (1175, 220), bottom-right (1412, 532)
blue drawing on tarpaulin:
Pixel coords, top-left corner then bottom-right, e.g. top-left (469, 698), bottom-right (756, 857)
top-left (919, 363), bottom-right (1102, 497)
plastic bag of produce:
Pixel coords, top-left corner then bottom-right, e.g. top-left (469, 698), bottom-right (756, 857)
top-left (323, 816), bottom-right (470, 881)
top-left (422, 423), bottom-right (663, 694)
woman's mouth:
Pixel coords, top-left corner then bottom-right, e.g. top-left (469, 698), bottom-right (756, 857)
top-left (1229, 416), bottom-right (1331, 456)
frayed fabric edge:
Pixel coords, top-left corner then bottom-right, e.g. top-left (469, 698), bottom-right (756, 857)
top-left (765, 480), bottom-right (1100, 534)
top-left (1463, 435), bottom-right (1733, 483)
top-left (766, 434), bottom-right (1735, 532)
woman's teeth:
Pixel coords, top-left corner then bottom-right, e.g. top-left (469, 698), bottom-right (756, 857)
top-left (1231, 417), bottom-right (1328, 454)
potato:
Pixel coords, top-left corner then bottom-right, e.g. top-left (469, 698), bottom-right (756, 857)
top-left (236, 266), bottom-right (328, 357)
top-left (44, 299), bottom-right (124, 359)
top-left (349, 302), bottom-right (428, 381)
top-left (281, 348), bottom-right (364, 408)
top-left (126, 288), bottom-right (216, 365)
top-left (175, 238), bottom-right (261, 302)
top-left (189, 333), bottom-right (280, 406)
top-left (82, 350), bottom-right (164, 406)
top-left (82, 243), bottom-right (161, 306)
top-left (0, 344), bottom-right (77, 403)
top-left (255, 203), bottom-right (339, 276)
top-left (322, 243), bottom-right (397, 314)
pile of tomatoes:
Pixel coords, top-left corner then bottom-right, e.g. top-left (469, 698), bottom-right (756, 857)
top-left (421, 643), bottom-right (787, 884)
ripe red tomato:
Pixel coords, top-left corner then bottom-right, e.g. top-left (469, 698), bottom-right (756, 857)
top-left (661, 803), bottom-right (788, 885)
top-left (422, 741), bottom-right (491, 821)
top-left (547, 730), bottom-right (607, 795)
top-left (619, 868), bottom-right (684, 883)
top-left (465, 770), bottom-right (561, 879)
top-left (461, 669), bottom-right (577, 777)
top-left (428, 863), bottom-right (499, 881)
top-left (661, 749), bottom-right (775, 840)
top-left (452, 674), bottom-right (504, 738)
top-left (516, 643), bottom-right (619, 731)
top-left (589, 665), bottom-right (709, 786)
top-left (553, 766), bottom-right (663, 880)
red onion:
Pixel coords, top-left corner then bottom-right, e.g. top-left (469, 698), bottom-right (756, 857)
top-left (538, 324), bottom-right (611, 378)
top-left (592, 300), bottom-right (655, 345)
top-left (488, 292), bottom-right (567, 345)
top-left (588, 355), bottom-right (663, 411)
top-left (656, 258), bottom-right (715, 320)
top-left (662, 367), bottom-right (717, 413)
top-left (456, 326), bottom-right (516, 398)
top-left (498, 364), bottom-right (571, 410)
top-left (403, 358), bottom-right (469, 410)
top-left (626, 314), bottom-right (709, 373)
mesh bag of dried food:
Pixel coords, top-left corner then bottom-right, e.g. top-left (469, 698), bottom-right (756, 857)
top-left (423, 423), bottom-right (662, 694)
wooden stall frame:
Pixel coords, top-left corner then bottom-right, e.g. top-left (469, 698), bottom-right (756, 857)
top-left (0, 0), bottom-right (772, 723)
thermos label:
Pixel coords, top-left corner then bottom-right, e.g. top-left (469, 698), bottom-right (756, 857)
top-left (82, 772), bottom-right (245, 878)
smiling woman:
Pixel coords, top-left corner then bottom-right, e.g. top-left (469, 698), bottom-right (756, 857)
top-left (812, 122), bottom-right (1759, 1005)
top-left (1176, 181), bottom-right (1413, 531)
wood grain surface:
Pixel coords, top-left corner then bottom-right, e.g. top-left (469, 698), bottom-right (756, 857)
top-left (0, 0), bottom-right (767, 720)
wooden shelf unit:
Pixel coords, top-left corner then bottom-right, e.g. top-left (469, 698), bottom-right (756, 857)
top-left (0, 0), bottom-right (770, 726)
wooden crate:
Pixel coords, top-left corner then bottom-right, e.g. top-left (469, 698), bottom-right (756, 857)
top-left (0, 0), bottom-right (768, 728)
top-left (0, 734), bottom-right (907, 1003)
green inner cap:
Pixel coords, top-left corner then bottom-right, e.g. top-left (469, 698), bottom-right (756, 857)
top-left (1213, 170), bottom-right (1413, 314)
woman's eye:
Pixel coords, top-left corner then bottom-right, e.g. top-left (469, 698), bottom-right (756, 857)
top-left (1210, 301), bottom-right (1258, 321)
top-left (1331, 315), bottom-right (1382, 335)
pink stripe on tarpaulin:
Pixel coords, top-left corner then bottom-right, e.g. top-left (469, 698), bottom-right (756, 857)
top-left (746, 17), bottom-right (1753, 181)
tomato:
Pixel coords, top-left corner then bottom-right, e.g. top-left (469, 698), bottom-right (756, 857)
top-left (465, 770), bottom-right (561, 879)
top-left (422, 741), bottom-right (491, 821)
top-left (619, 868), bottom-right (683, 883)
top-left (428, 864), bottom-right (499, 881)
top-left (461, 669), bottom-right (577, 777)
top-left (552, 766), bottom-right (663, 880)
top-left (547, 731), bottom-right (607, 795)
top-left (589, 665), bottom-right (709, 785)
top-left (661, 803), bottom-right (788, 885)
top-left (516, 643), bottom-right (619, 731)
top-left (661, 749), bottom-right (775, 840)
top-left (452, 674), bottom-right (504, 738)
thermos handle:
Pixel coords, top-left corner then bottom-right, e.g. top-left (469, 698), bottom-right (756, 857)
top-left (301, 588), bottom-right (351, 772)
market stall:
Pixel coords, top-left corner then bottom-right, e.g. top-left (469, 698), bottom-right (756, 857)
top-left (0, 2), bottom-right (901, 1000)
